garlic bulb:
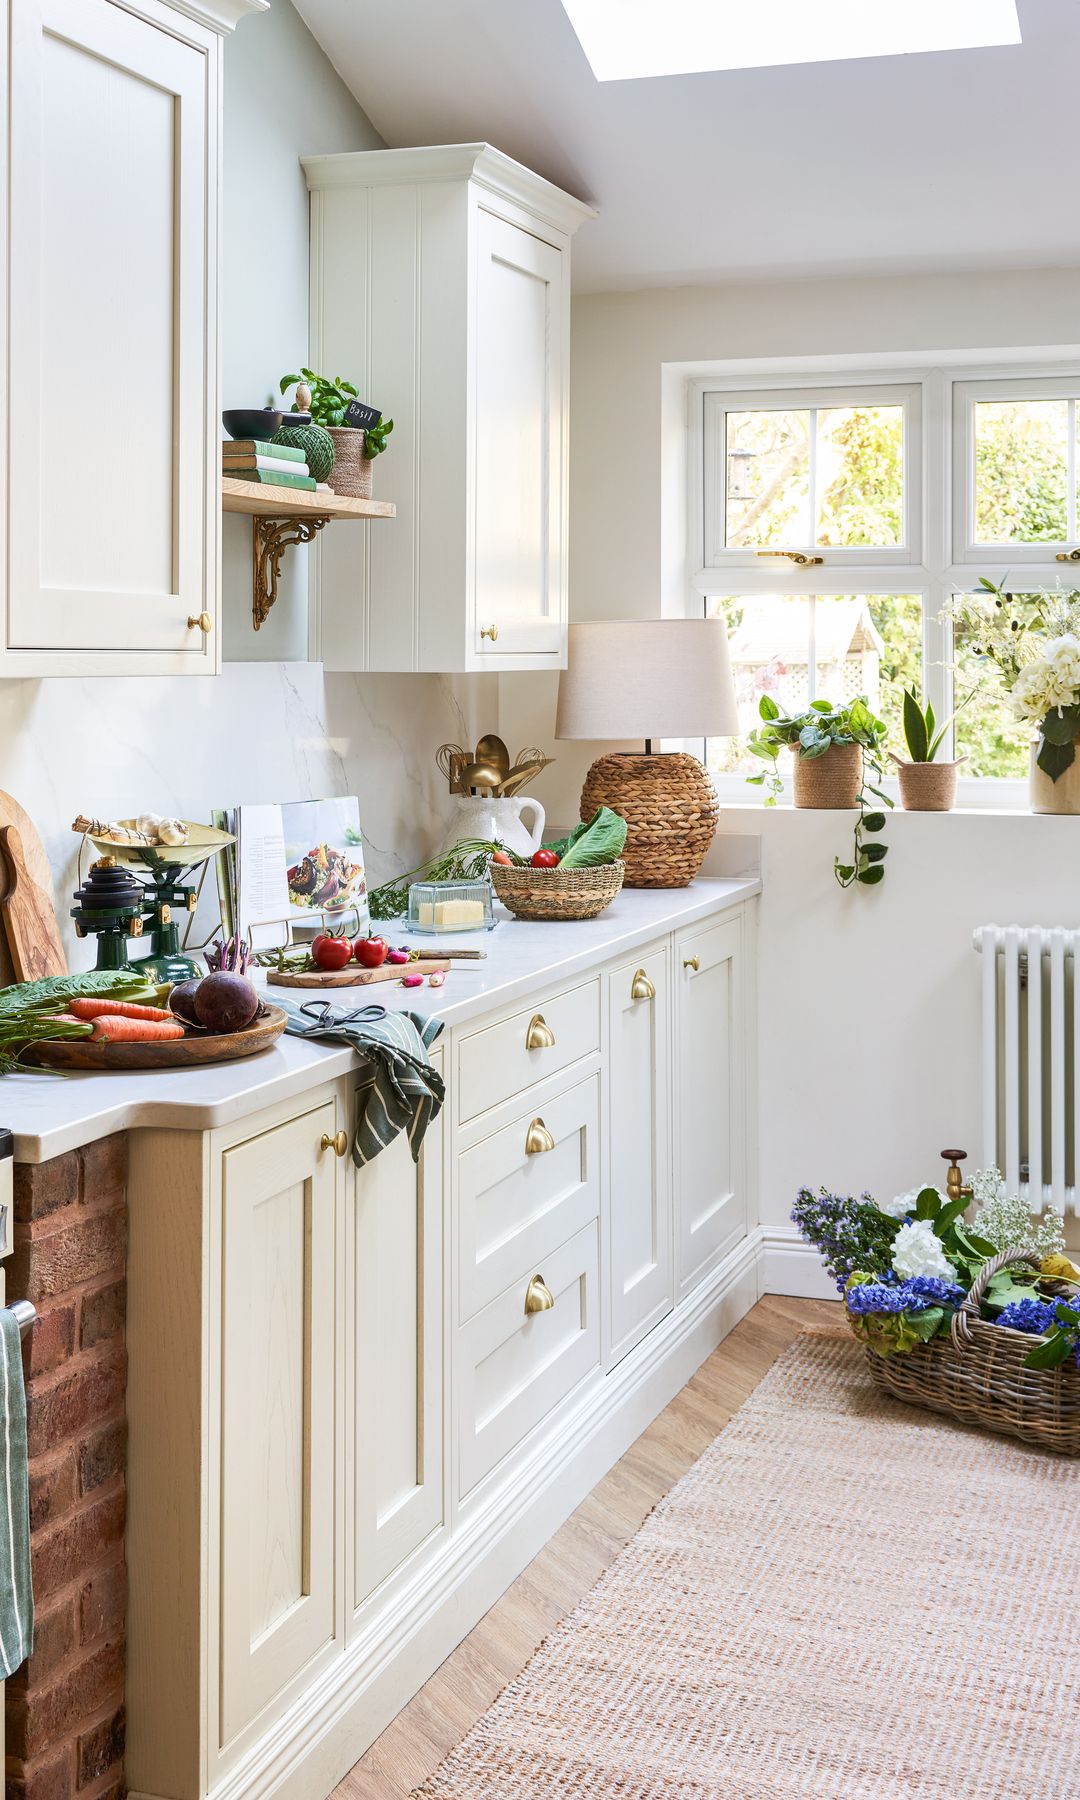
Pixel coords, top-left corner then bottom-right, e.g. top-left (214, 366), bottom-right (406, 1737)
top-left (136, 812), bottom-right (163, 838)
top-left (156, 818), bottom-right (189, 846)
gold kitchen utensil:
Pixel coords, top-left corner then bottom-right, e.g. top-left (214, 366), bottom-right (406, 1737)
top-left (475, 733), bottom-right (511, 782)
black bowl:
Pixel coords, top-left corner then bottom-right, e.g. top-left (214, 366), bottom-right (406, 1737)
top-left (222, 407), bottom-right (284, 441)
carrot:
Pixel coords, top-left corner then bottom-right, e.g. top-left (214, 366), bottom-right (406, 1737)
top-left (69, 998), bottom-right (174, 1022)
top-left (90, 1016), bottom-right (186, 1042)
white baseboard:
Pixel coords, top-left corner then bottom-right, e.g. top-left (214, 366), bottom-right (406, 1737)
top-left (192, 1237), bottom-right (761, 1800)
top-left (759, 1225), bottom-right (838, 1301)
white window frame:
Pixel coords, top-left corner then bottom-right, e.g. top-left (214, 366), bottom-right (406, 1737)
top-left (953, 374), bottom-right (1080, 565)
top-left (682, 351), bottom-right (1080, 806)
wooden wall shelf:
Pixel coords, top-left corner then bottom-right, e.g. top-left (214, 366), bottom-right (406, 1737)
top-left (221, 477), bottom-right (396, 628)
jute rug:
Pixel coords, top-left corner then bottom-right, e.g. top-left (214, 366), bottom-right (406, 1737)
top-left (413, 1333), bottom-right (1080, 1799)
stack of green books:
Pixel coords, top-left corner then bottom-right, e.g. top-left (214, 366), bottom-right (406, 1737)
top-left (222, 439), bottom-right (316, 491)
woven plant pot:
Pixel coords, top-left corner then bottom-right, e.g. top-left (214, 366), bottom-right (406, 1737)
top-left (896, 760), bottom-right (961, 812)
top-left (791, 741), bottom-right (861, 809)
top-left (860, 1250), bottom-right (1080, 1455)
top-left (326, 427), bottom-right (373, 499)
top-left (579, 753), bottom-right (718, 889)
top-left (490, 859), bottom-right (624, 921)
top-left (1029, 737), bottom-right (1080, 815)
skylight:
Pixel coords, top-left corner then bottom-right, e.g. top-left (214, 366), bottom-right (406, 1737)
top-left (559, 0), bottom-right (1022, 81)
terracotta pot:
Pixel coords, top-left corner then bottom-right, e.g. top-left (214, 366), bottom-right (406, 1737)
top-left (791, 740), bottom-right (861, 809)
top-left (897, 760), bottom-right (961, 812)
top-left (1029, 737), bottom-right (1080, 814)
top-left (326, 427), bottom-right (373, 499)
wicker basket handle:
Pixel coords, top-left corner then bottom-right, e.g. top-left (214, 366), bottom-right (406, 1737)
top-left (949, 1248), bottom-right (1042, 1349)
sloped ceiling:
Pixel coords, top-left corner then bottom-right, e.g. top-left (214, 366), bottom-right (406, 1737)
top-left (292, 0), bottom-right (1077, 292)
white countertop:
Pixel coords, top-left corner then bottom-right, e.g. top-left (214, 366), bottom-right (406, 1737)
top-left (3, 879), bottom-right (758, 1162)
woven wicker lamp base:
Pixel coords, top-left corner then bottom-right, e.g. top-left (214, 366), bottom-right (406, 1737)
top-left (580, 752), bottom-right (719, 888)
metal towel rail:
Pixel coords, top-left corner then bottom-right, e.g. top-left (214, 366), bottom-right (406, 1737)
top-left (8, 1300), bottom-right (35, 1339)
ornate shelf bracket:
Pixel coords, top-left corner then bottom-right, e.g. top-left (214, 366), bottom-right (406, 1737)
top-left (251, 515), bottom-right (331, 630)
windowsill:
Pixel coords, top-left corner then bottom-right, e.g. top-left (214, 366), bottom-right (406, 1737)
top-left (711, 776), bottom-right (1030, 812)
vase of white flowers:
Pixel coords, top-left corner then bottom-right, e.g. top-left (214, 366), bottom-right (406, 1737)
top-left (947, 580), bottom-right (1080, 813)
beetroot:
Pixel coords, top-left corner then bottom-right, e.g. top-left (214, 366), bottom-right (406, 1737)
top-left (193, 971), bottom-right (259, 1034)
top-left (168, 978), bottom-right (202, 1025)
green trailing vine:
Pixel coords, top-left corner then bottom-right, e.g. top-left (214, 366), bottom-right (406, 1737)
top-left (747, 694), bottom-right (894, 889)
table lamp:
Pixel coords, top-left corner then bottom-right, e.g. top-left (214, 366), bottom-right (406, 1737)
top-left (555, 619), bottom-right (739, 888)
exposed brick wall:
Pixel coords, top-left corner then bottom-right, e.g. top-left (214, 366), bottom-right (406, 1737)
top-left (5, 1138), bottom-right (127, 1800)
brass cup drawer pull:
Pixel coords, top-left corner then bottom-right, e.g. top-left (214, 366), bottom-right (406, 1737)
top-left (524, 1274), bottom-right (555, 1315)
top-left (525, 1013), bottom-right (555, 1050)
top-left (525, 1117), bottom-right (555, 1156)
top-left (630, 968), bottom-right (655, 1002)
top-left (187, 610), bottom-right (213, 633)
top-left (320, 1129), bottom-right (349, 1158)
top-left (480, 624), bottom-right (499, 641)
top-left (683, 955), bottom-right (700, 972)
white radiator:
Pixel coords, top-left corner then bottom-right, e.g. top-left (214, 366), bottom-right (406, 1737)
top-left (975, 925), bottom-right (1080, 1215)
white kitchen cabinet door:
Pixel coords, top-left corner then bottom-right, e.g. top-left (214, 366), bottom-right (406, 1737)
top-left (674, 916), bottom-right (746, 1299)
top-left (472, 210), bottom-right (565, 660)
top-left (3, 0), bottom-right (219, 674)
top-left (218, 1102), bottom-right (339, 1748)
top-left (351, 1051), bottom-right (444, 1611)
top-left (605, 947), bottom-right (673, 1363)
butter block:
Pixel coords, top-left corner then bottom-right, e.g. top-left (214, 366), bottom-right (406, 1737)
top-left (419, 899), bottom-right (486, 928)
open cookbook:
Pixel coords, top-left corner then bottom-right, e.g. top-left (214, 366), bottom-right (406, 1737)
top-left (213, 797), bottom-right (369, 950)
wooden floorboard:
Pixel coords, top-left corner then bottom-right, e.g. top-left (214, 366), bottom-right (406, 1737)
top-left (333, 1295), bottom-right (839, 1800)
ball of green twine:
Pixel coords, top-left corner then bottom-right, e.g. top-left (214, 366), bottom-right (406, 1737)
top-left (273, 423), bottom-right (335, 484)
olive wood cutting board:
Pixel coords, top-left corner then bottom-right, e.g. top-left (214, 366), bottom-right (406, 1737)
top-left (0, 793), bottom-right (67, 984)
top-left (268, 960), bottom-right (450, 989)
top-left (29, 1005), bottom-right (289, 1071)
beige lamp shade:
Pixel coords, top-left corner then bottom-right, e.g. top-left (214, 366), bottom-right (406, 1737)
top-left (556, 619), bottom-right (740, 742)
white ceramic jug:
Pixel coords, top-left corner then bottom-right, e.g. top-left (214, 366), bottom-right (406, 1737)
top-left (447, 794), bottom-right (546, 859)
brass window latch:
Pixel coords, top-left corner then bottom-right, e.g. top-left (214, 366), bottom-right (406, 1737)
top-left (755, 550), bottom-right (824, 567)
top-left (1056, 549), bottom-right (1080, 563)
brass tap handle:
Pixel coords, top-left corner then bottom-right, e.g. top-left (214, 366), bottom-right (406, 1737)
top-left (525, 1013), bottom-right (555, 1050)
top-left (187, 610), bottom-right (213, 633)
top-left (683, 955), bottom-right (700, 973)
top-left (320, 1130), bottom-right (349, 1158)
top-left (524, 1274), bottom-right (555, 1315)
top-left (525, 1118), bottom-right (556, 1156)
top-left (480, 624), bottom-right (499, 641)
top-left (940, 1147), bottom-right (972, 1202)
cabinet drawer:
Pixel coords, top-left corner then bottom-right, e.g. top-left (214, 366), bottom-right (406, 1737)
top-left (457, 1221), bottom-right (599, 1498)
top-left (456, 979), bottom-right (600, 1124)
top-left (458, 1074), bottom-right (599, 1323)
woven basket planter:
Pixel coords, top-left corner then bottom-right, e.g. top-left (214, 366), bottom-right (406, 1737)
top-left (791, 741), bottom-right (861, 809)
top-left (326, 427), bottom-right (373, 499)
top-left (579, 753), bottom-right (718, 888)
top-left (861, 1250), bottom-right (1080, 1455)
top-left (490, 859), bottom-right (624, 921)
top-left (896, 760), bottom-right (961, 811)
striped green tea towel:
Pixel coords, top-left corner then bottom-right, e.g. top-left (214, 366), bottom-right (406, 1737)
top-left (281, 998), bottom-right (445, 1165)
top-left (0, 1308), bottom-right (33, 1676)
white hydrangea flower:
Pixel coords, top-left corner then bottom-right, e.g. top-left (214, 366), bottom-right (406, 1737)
top-left (880, 1185), bottom-right (947, 1219)
top-left (891, 1218), bottom-right (957, 1281)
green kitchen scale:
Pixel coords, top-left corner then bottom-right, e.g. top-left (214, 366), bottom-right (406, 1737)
top-left (70, 821), bottom-right (235, 984)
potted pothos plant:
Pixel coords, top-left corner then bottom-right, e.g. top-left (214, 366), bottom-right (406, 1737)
top-left (747, 694), bottom-right (892, 887)
top-left (890, 685), bottom-right (974, 812)
top-left (279, 370), bottom-right (393, 500)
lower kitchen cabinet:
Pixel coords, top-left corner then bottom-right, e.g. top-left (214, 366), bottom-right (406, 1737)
top-left (351, 1050), bottom-right (445, 1612)
top-left (674, 914), bottom-right (746, 1299)
top-left (218, 1098), bottom-right (340, 1746)
top-left (605, 945), bottom-right (673, 1363)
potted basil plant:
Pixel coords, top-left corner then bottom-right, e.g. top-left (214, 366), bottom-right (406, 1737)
top-left (279, 370), bottom-right (393, 499)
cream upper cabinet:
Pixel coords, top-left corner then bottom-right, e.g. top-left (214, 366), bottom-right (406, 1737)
top-left (605, 946), bottom-right (673, 1363)
top-left (0, 0), bottom-right (260, 676)
top-left (673, 914), bottom-right (747, 1300)
top-left (303, 144), bottom-right (594, 673)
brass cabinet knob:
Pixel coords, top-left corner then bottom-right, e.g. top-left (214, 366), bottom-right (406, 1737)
top-left (525, 1117), bottom-right (555, 1156)
top-left (683, 955), bottom-right (700, 972)
top-left (187, 610), bottom-right (213, 633)
top-left (524, 1274), bottom-right (555, 1315)
top-left (525, 1013), bottom-right (555, 1050)
top-left (480, 624), bottom-right (499, 641)
top-left (630, 968), bottom-right (655, 1002)
top-left (320, 1129), bottom-right (349, 1158)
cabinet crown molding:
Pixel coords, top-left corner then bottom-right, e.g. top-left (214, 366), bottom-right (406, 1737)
top-left (161, 0), bottom-right (270, 33)
top-left (301, 141), bottom-right (597, 237)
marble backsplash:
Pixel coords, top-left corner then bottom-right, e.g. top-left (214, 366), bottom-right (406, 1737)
top-left (0, 662), bottom-right (496, 968)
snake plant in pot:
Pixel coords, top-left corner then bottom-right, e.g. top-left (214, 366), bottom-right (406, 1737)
top-left (890, 685), bottom-right (974, 812)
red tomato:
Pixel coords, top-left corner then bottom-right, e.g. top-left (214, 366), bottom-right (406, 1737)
top-left (353, 935), bottom-right (389, 968)
top-left (531, 848), bottom-right (559, 869)
top-left (311, 933), bottom-right (353, 971)
top-left (491, 849), bottom-right (513, 866)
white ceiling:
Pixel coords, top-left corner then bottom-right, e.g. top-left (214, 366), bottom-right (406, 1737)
top-left (293, 0), bottom-right (1078, 293)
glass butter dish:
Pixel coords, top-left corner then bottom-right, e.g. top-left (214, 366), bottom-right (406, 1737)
top-left (408, 878), bottom-right (495, 934)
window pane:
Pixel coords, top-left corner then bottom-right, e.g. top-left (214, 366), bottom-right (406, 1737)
top-left (973, 398), bottom-right (1070, 544)
top-left (725, 410), bottom-right (810, 547)
top-left (952, 607), bottom-right (1029, 779)
top-left (816, 406), bottom-right (903, 546)
top-left (813, 594), bottom-right (920, 750)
